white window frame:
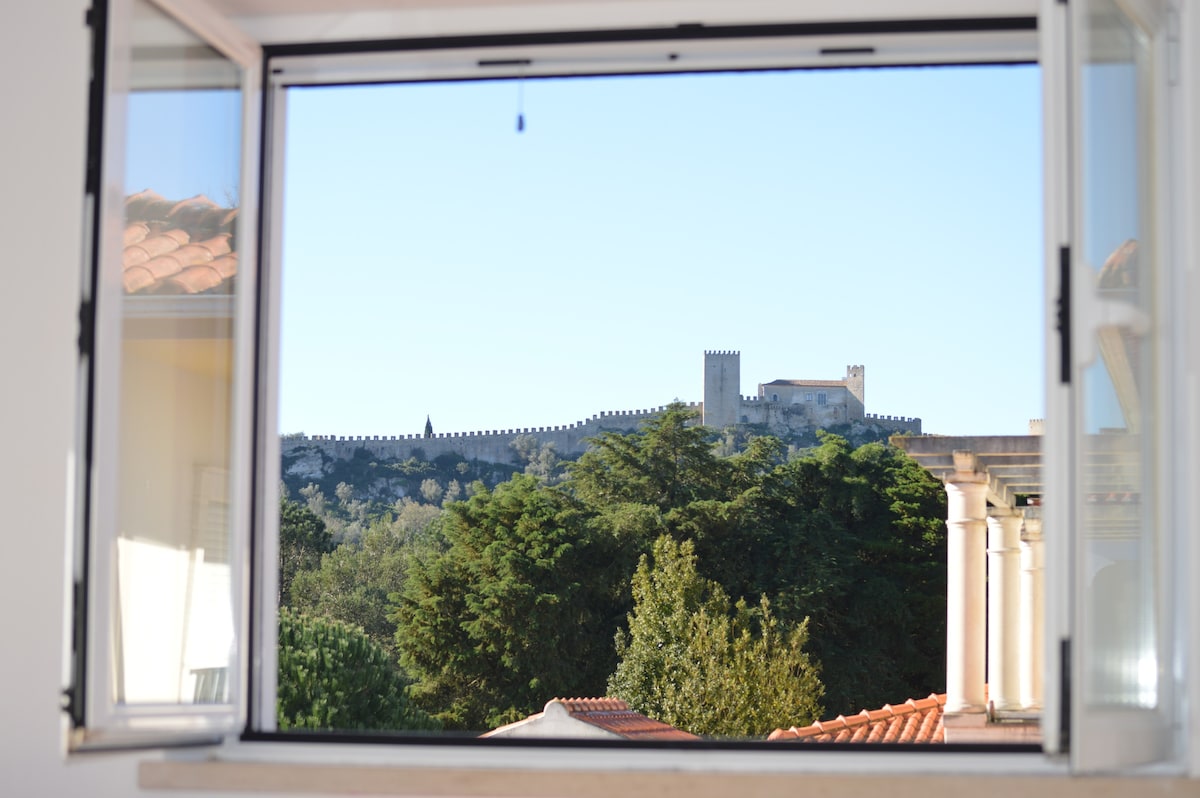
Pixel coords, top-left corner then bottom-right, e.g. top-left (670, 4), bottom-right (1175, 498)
top-left (75, 0), bottom-right (1200, 783)
top-left (1062, 0), bottom-right (1179, 771)
top-left (74, 0), bottom-right (261, 750)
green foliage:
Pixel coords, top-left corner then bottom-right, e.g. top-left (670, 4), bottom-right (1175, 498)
top-left (289, 519), bottom-right (409, 662)
top-left (276, 608), bottom-right (439, 732)
top-left (609, 536), bottom-right (823, 737)
top-left (731, 433), bottom-right (947, 712)
top-left (279, 497), bottom-right (335, 606)
top-left (280, 446), bottom-right (521, 533)
top-left (392, 474), bottom-right (623, 730)
top-left (570, 403), bottom-right (728, 512)
top-left (281, 402), bottom-right (946, 732)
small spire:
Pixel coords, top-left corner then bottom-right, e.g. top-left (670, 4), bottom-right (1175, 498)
top-left (424, 415), bottom-right (433, 439)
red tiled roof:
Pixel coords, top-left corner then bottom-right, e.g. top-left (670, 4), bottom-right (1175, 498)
top-left (551, 698), bottom-right (699, 741)
top-left (123, 190), bottom-right (238, 295)
top-left (767, 693), bottom-right (945, 744)
top-left (482, 697), bottom-right (699, 741)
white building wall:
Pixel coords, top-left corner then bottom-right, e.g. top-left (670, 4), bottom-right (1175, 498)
top-left (0, 3), bottom-right (160, 796)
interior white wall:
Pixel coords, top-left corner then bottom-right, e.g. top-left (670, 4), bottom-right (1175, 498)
top-left (0, 1), bottom-right (1196, 795)
top-left (0, 4), bottom-right (255, 797)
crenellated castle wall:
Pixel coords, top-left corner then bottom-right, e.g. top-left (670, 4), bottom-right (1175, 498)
top-left (280, 403), bottom-right (703, 466)
top-left (280, 354), bottom-right (921, 469)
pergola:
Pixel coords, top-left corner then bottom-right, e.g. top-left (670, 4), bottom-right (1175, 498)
top-left (891, 434), bottom-right (1044, 737)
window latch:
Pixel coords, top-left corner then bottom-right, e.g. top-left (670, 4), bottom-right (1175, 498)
top-left (1057, 245), bottom-right (1071, 384)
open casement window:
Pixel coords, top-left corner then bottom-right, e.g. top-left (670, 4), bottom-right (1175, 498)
top-left (1058, 0), bottom-right (1178, 772)
top-left (72, 0), bottom-right (260, 749)
top-left (256, 17), bottom-right (1048, 741)
top-left (69, 0), bottom-right (1190, 776)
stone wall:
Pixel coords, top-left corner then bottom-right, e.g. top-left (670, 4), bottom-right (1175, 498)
top-left (280, 401), bottom-right (922, 470)
top-left (702, 350), bottom-right (740, 429)
top-left (280, 354), bottom-right (921, 468)
top-left (280, 403), bottom-right (703, 466)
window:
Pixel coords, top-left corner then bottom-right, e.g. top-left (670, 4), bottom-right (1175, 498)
top-left (73, 0), bottom-right (260, 747)
top-left (73, 0), bottom-right (1192, 779)
top-left (805, 392), bottom-right (814, 402)
top-left (266, 31), bottom-right (1042, 743)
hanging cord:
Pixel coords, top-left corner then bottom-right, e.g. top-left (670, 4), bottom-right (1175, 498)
top-left (516, 69), bottom-right (526, 133)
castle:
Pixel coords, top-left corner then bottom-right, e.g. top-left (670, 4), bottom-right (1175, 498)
top-left (280, 352), bottom-right (921, 474)
top-left (702, 351), bottom-right (868, 432)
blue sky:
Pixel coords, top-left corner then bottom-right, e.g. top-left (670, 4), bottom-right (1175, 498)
top-left (121, 63), bottom-right (1026, 442)
top-left (126, 89), bottom-right (242, 204)
top-left (276, 64), bottom-right (1044, 439)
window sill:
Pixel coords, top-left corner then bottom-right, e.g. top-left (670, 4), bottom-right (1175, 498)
top-left (136, 740), bottom-right (1096, 795)
top-left (138, 752), bottom-right (1200, 797)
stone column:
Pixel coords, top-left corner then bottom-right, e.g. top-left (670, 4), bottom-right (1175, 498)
top-left (1020, 511), bottom-right (1044, 710)
top-left (944, 452), bottom-right (989, 717)
top-left (986, 508), bottom-right (1023, 711)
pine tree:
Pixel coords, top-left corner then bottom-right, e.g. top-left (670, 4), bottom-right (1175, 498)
top-left (276, 608), bottom-right (439, 732)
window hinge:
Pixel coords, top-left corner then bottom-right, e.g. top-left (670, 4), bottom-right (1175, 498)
top-left (1059, 637), bottom-right (1071, 753)
top-left (63, 579), bottom-right (86, 726)
top-left (78, 299), bottom-right (95, 358)
top-left (1057, 245), bottom-right (1071, 384)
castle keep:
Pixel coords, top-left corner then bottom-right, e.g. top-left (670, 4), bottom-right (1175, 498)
top-left (702, 351), bottom-right (868, 433)
top-left (281, 352), bottom-right (920, 475)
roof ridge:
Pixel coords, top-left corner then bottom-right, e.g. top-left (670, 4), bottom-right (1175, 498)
top-left (768, 693), bottom-right (948, 744)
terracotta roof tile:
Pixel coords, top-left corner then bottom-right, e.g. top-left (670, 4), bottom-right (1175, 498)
top-left (121, 190), bottom-right (238, 295)
top-left (482, 698), bottom-right (700, 741)
top-left (551, 697), bottom-right (700, 741)
top-left (768, 693), bottom-right (946, 744)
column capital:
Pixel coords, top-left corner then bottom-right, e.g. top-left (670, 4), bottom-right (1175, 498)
top-left (1021, 514), bottom-right (1044, 543)
top-left (945, 470), bottom-right (988, 486)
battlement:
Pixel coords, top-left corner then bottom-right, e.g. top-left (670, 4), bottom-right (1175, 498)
top-left (288, 402), bottom-right (712, 447)
top-left (282, 355), bottom-right (920, 469)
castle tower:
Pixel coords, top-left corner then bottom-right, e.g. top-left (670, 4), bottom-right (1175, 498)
top-left (703, 350), bottom-right (741, 429)
top-left (845, 365), bottom-right (865, 421)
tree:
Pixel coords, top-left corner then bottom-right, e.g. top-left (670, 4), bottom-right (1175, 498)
top-left (569, 403), bottom-right (728, 512)
top-left (299, 482), bottom-right (326, 517)
top-left (608, 536), bottom-right (823, 737)
top-left (392, 496), bottom-right (442, 544)
top-left (419, 478), bottom-right (444, 505)
top-left (276, 608), bottom-right (438, 732)
top-left (733, 433), bottom-right (946, 713)
top-left (279, 497), bottom-right (335, 606)
top-left (510, 434), bottom-right (562, 483)
top-left (392, 474), bottom-right (623, 730)
top-left (289, 519), bottom-right (409, 662)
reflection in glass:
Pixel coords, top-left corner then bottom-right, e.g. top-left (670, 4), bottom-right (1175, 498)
top-left (1077, 0), bottom-right (1158, 709)
top-left (111, 0), bottom-right (241, 707)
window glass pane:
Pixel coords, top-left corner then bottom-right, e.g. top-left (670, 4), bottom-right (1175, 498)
top-left (274, 63), bottom-right (1042, 739)
top-left (111, 0), bottom-right (241, 707)
top-left (1077, 0), bottom-right (1159, 710)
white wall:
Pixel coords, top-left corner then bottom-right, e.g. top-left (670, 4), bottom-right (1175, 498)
top-left (0, 5), bottom-right (254, 797)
